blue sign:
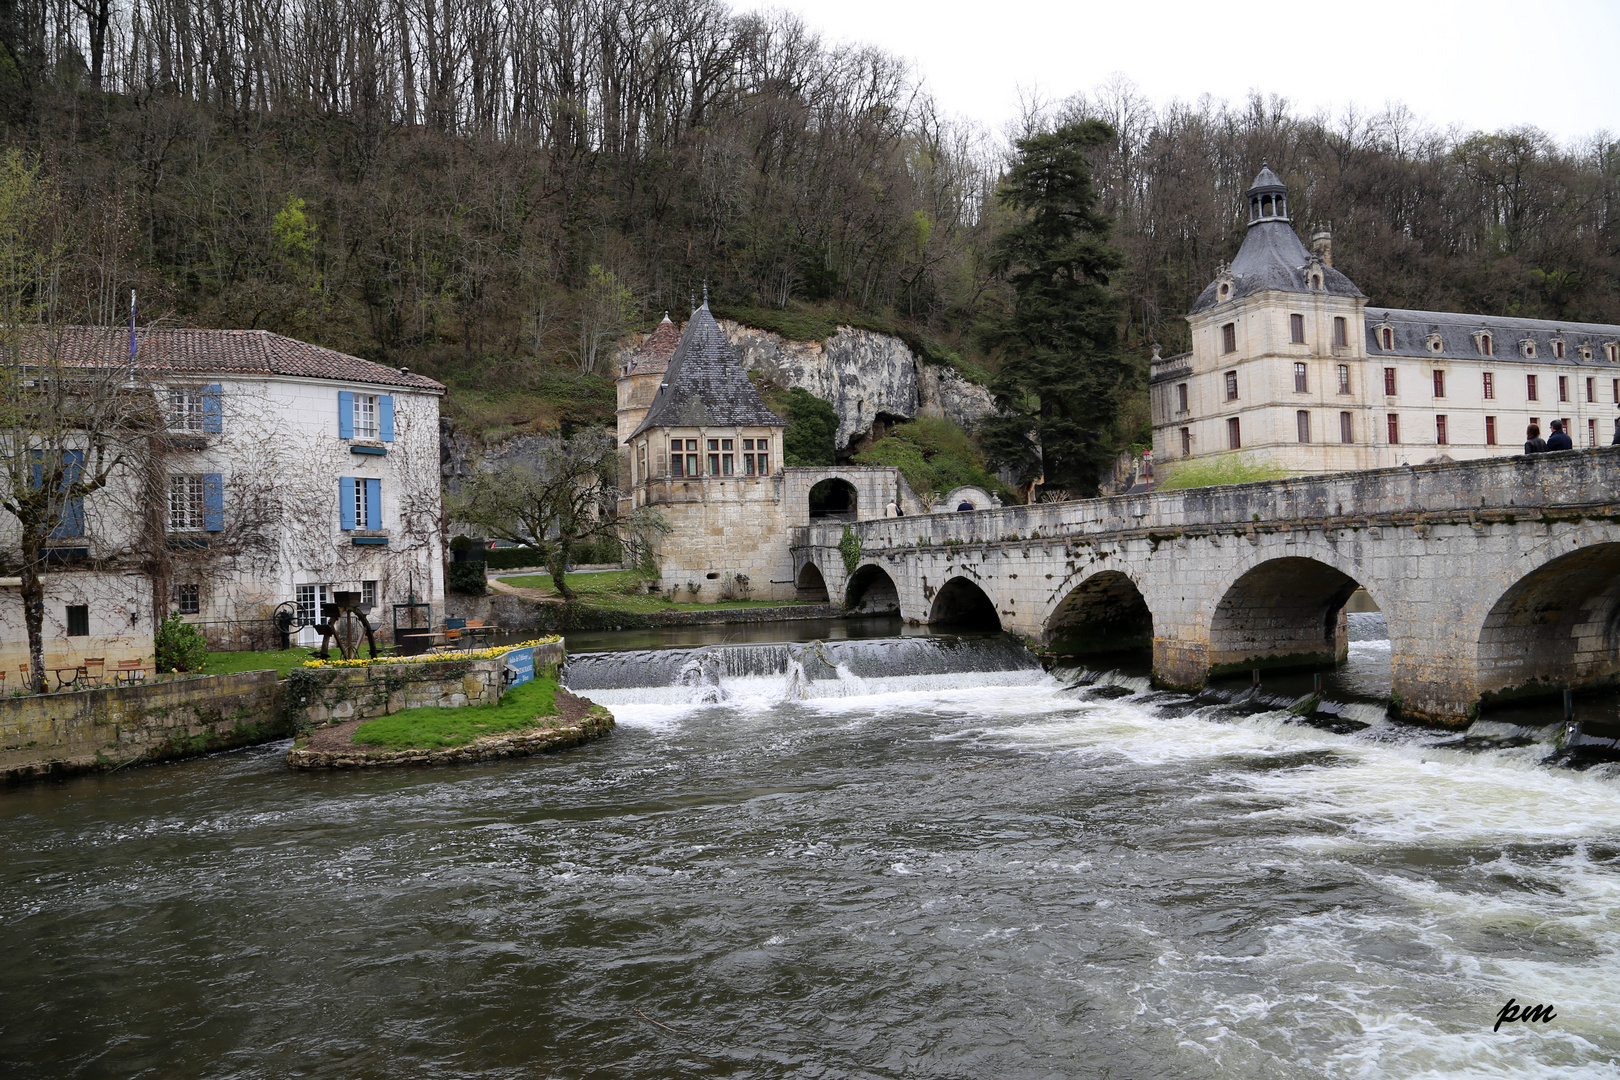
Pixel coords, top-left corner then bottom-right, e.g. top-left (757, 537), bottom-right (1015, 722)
top-left (503, 647), bottom-right (535, 690)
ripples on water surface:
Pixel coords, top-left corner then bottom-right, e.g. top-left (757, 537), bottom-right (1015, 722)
top-left (2, 626), bottom-right (1619, 1079)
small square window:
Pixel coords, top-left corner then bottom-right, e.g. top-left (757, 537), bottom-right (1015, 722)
top-left (707, 439), bottom-right (719, 451)
top-left (362, 580), bottom-right (377, 607)
top-left (174, 583), bottom-right (200, 615)
top-left (66, 605), bottom-right (89, 637)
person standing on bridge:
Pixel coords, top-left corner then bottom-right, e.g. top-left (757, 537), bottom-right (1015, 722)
top-left (1525, 424), bottom-right (1548, 455)
top-left (1547, 419), bottom-right (1574, 452)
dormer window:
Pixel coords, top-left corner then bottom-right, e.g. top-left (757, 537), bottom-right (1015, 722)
top-left (1606, 343), bottom-right (1619, 363)
top-left (1380, 326), bottom-right (1393, 351)
top-left (1552, 337), bottom-right (1565, 359)
top-left (1219, 283), bottom-right (1229, 299)
top-left (1311, 274), bottom-right (1323, 290)
top-left (1475, 331), bottom-right (1493, 357)
top-left (1520, 339), bottom-right (1536, 359)
top-left (1426, 333), bottom-right (1444, 353)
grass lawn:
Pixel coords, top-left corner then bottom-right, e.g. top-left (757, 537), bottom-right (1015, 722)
top-left (352, 675), bottom-right (558, 749)
top-left (498, 570), bottom-right (815, 613)
top-left (201, 648), bottom-right (319, 678)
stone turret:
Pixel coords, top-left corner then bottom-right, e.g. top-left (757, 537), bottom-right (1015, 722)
top-left (615, 313), bottom-right (681, 447)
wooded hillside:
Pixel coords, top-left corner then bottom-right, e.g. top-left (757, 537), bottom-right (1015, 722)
top-left (2, 0), bottom-right (1615, 439)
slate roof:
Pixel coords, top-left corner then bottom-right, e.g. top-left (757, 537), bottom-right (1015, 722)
top-left (21, 326), bottom-right (445, 392)
top-left (626, 314), bottom-right (681, 376)
top-left (1364, 308), bottom-right (1620, 364)
top-left (1190, 169), bottom-right (1364, 314)
top-left (629, 302), bottom-right (785, 438)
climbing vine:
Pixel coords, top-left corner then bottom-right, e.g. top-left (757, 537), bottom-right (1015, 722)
top-left (839, 526), bottom-right (862, 574)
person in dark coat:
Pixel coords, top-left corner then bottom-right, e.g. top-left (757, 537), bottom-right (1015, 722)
top-left (1612, 417), bottom-right (1620, 446)
top-left (1546, 419), bottom-right (1573, 451)
top-left (1524, 424), bottom-right (1548, 455)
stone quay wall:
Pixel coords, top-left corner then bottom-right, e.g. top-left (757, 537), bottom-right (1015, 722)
top-left (287, 644), bottom-right (565, 734)
top-left (1, 671), bottom-right (285, 782)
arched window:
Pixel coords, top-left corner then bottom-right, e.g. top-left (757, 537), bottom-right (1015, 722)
top-left (1479, 333), bottom-right (1493, 357)
top-left (1381, 327), bottom-right (1393, 350)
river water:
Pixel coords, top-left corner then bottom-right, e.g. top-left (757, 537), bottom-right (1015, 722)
top-left (3, 619), bottom-right (1619, 1078)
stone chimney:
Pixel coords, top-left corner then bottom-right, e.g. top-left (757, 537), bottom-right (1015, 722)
top-left (1311, 225), bottom-right (1333, 268)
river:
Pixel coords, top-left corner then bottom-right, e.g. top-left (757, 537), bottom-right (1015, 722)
top-left (1, 618), bottom-right (1618, 1078)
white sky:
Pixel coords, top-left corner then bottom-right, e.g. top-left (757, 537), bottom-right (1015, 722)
top-left (739, 0), bottom-right (1620, 146)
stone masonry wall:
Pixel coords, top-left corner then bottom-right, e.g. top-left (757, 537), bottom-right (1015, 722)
top-left (1, 671), bottom-right (285, 782)
top-left (286, 646), bottom-right (564, 733)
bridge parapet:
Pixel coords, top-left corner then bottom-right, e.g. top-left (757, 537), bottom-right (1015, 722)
top-left (838, 446), bottom-right (1620, 551)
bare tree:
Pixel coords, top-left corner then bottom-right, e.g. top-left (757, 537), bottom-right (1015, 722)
top-left (451, 429), bottom-right (664, 600)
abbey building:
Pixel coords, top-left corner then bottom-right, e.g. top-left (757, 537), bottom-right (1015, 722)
top-left (1151, 167), bottom-right (1620, 471)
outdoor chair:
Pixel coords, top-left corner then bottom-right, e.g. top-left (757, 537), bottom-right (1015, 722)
top-left (112, 660), bottom-right (148, 686)
top-left (81, 658), bottom-right (105, 688)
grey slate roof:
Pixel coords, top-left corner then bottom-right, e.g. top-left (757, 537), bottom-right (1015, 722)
top-left (1190, 169), bottom-right (1364, 314)
top-left (1364, 308), bottom-right (1620, 364)
top-left (629, 302), bottom-right (785, 439)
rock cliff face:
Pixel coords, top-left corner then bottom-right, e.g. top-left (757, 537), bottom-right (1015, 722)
top-left (719, 321), bottom-right (995, 451)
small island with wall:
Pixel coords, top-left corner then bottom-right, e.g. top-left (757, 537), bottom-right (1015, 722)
top-left (284, 639), bottom-right (612, 769)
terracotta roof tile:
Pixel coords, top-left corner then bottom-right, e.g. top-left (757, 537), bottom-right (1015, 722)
top-left (32, 326), bottom-right (445, 392)
top-left (628, 315), bottom-right (682, 376)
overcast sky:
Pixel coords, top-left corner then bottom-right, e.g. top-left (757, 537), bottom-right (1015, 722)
top-left (738, 0), bottom-right (1620, 146)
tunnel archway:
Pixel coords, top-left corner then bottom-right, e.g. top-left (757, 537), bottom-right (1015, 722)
top-left (845, 563), bottom-right (900, 614)
top-left (928, 576), bottom-right (1000, 631)
top-left (796, 561), bottom-right (831, 603)
top-left (1045, 571), bottom-right (1153, 657)
top-left (1477, 542), bottom-right (1620, 704)
top-left (809, 478), bottom-right (858, 520)
top-left (1208, 557), bottom-right (1370, 675)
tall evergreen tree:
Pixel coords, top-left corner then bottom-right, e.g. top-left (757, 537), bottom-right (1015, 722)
top-left (980, 120), bottom-right (1132, 496)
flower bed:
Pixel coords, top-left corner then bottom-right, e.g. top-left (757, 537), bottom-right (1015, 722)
top-left (301, 635), bottom-right (562, 669)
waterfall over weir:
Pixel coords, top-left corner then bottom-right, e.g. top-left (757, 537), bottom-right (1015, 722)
top-left (563, 634), bottom-right (1045, 706)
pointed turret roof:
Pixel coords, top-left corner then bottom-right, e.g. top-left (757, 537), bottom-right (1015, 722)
top-left (628, 301), bottom-right (785, 439)
top-left (626, 313), bottom-right (681, 376)
top-left (1190, 166), bottom-right (1364, 314)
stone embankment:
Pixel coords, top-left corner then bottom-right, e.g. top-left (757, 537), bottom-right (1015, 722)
top-left (2, 671), bottom-right (285, 783)
top-left (448, 586), bottom-right (840, 630)
top-left (285, 689), bottom-right (613, 770)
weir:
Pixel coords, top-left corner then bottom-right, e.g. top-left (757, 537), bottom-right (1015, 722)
top-left (564, 634), bottom-right (1044, 706)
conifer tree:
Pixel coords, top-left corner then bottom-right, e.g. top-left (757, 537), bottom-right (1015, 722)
top-left (980, 120), bottom-right (1131, 496)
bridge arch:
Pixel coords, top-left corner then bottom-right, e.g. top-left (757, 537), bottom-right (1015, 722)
top-left (928, 576), bottom-right (1001, 631)
top-left (808, 478), bottom-right (859, 520)
top-left (1045, 570), bottom-right (1153, 657)
top-left (845, 563), bottom-right (900, 614)
top-left (796, 561), bottom-right (831, 602)
top-left (1207, 555), bottom-right (1381, 676)
top-left (1476, 540), bottom-right (1620, 704)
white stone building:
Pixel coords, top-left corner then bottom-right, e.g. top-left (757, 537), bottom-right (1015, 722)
top-left (1151, 167), bottom-right (1620, 472)
top-left (0, 327), bottom-right (445, 675)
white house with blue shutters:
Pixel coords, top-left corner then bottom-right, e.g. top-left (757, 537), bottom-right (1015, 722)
top-left (0, 327), bottom-right (447, 674)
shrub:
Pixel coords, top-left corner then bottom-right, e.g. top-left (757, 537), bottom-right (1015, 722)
top-left (156, 612), bottom-right (209, 672)
top-left (447, 561), bottom-right (488, 595)
top-left (1156, 453), bottom-right (1296, 491)
top-left (779, 387), bottom-right (839, 466)
top-left (853, 415), bottom-right (1011, 502)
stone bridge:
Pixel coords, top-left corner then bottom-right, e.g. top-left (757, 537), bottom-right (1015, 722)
top-left (792, 448), bottom-right (1620, 724)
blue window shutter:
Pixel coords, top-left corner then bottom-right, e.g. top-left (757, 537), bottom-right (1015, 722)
top-left (203, 384), bottom-right (223, 433)
top-left (379, 395), bottom-right (394, 442)
top-left (202, 473), bottom-right (224, 532)
top-left (338, 391), bottom-right (354, 439)
top-left (365, 479), bottom-right (381, 529)
top-left (339, 477), bottom-right (356, 530)
top-left (51, 451), bottom-right (85, 538)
